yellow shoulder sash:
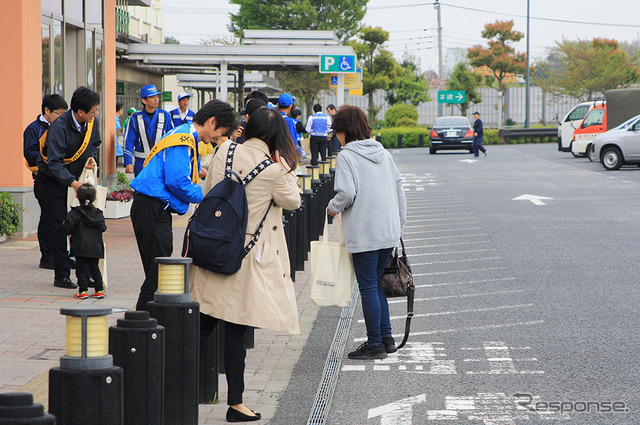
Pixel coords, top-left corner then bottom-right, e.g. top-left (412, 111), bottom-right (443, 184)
top-left (142, 132), bottom-right (199, 183)
top-left (27, 118), bottom-right (94, 175)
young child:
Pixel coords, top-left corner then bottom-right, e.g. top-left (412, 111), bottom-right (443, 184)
top-left (63, 183), bottom-right (107, 299)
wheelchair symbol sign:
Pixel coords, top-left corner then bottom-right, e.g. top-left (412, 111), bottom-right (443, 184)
top-left (330, 75), bottom-right (338, 85)
top-left (319, 55), bottom-right (356, 73)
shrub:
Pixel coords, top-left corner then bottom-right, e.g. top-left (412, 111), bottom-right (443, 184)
top-left (396, 117), bottom-right (418, 127)
top-left (107, 180), bottom-right (134, 202)
top-left (0, 192), bottom-right (24, 238)
top-left (376, 126), bottom-right (430, 148)
top-left (117, 171), bottom-right (129, 185)
top-left (384, 104), bottom-right (418, 127)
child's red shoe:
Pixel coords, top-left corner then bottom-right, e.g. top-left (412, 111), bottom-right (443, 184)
top-left (74, 291), bottom-right (89, 299)
top-left (91, 290), bottom-right (105, 299)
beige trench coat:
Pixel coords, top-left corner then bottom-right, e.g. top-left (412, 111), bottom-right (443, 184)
top-left (189, 138), bottom-right (302, 334)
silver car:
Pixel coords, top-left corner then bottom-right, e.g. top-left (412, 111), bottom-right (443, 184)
top-left (591, 114), bottom-right (640, 170)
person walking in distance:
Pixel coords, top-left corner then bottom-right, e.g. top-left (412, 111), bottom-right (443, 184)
top-left (170, 92), bottom-right (194, 127)
top-left (472, 111), bottom-right (487, 157)
top-left (327, 105), bottom-right (407, 360)
top-left (305, 104), bottom-right (331, 165)
top-left (63, 183), bottom-right (107, 300)
top-left (124, 85), bottom-right (173, 176)
top-left (35, 86), bottom-right (102, 290)
top-left (327, 104), bottom-right (341, 156)
top-left (23, 93), bottom-right (68, 270)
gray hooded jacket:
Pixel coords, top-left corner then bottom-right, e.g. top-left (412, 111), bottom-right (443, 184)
top-left (328, 138), bottom-right (406, 253)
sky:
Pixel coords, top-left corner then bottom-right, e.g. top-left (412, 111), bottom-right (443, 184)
top-left (159, 0), bottom-right (640, 73)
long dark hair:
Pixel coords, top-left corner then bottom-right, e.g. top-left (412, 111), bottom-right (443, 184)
top-left (244, 107), bottom-right (299, 172)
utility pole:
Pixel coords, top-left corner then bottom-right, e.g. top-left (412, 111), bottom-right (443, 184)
top-left (435, 0), bottom-right (443, 117)
top-left (524, 0), bottom-right (530, 128)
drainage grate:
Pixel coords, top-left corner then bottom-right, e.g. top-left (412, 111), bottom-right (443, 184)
top-left (307, 284), bottom-right (359, 425)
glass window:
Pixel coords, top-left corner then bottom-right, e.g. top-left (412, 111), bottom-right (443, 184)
top-left (85, 0), bottom-right (103, 28)
top-left (434, 117), bottom-right (471, 128)
top-left (42, 22), bottom-right (51, 97)
top-left (86, 30), bottom-right (95, 89)
top-left (567, 105), bottom-right (589, 122)
top-left (96, 37), bottom-right (103, 94)
top-left (64, 0), bottom-right (83, 24)
top-left (581, 109), bottom-right (605, 128)
top-left (41, 0), bottom-right (62, 15)
top-left (53, 20), bottom-right (63, 95)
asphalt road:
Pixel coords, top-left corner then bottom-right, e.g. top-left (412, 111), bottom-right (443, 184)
top-left (273, 144), bottom-right (640, 425)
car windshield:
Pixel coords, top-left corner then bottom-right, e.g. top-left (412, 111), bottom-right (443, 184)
top-left (434, 117), bottom-right (470, 127)
top-left (581, 109), bottom-right (604, 128)
top-left (612, 114), bottom-right (640, 131)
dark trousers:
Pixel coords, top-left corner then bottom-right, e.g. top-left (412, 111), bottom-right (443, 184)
top-left (34, 174), bottom-right (70, 280)
top-left (200, 313), bottom-right (248, 405)
top-left (310, 135), bottom-right (328, 166)
top-left (33, 180), bottom-right (52, 264)
top-left (473, 136), bottom-right (486, 156)
top-left (352, 248), bottom-right (394, 347)
top-left (76, 256), bottom-right (103, 293)
top-left (131, 193), bottom-right (173, 311)
top-left (328, 135), bottom-right (341, 156)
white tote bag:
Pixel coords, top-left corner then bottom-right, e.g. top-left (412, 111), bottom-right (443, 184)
top-left (67, 159), bottom-right (108, 212)
top-left (310, 213), bottom-right (355, 308)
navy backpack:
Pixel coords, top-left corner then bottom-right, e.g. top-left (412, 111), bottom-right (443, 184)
top-left (182, 142), bottom-right (273, 275)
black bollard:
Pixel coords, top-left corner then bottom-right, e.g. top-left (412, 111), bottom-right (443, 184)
top-left (282, 213), bottom-right (295, 281)
top-left (199, 325), bottom-right (220, 404)
top-left (295, 207), bottom-right (305, 271)
top-left (302, 191), bottom-right (317, 247)
top-left (147, 257), bottom-right (199, 425)
top-left (49, 306), bottom-right (123, 425)
top-left (397, 134), bottom-right (403, 148)
top-left (419, 133), bottom-right (424, 147)
top-left (109, 311), bottom-right (164, 425)
top-left (0, 393), bottom-right (56, 424)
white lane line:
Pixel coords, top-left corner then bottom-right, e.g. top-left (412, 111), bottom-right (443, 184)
top-left (409, 248), bottom-right (497, 256)
top-left (411, 256), bottom-right (502, 266)
top-left (413, 266), bottom-right (507, 276)
top-left (361, 304), bottom-right (534, 323)
top-left (403, 234), bottom-right (488, 241)
top-left (406, 215), bottom-right (475, 221)
top-left (406, 212), bottom-right (472, 218)
top-left (405, 241), bottom-right (492, 249)
top-left (406, 203), bottom-right (468, 209)
top-left (354, 320), bottom-right (546, 342)
top-left (414, 277), bottom-right (516, 288)
top-left (402, 225), bottom-right (481, 234)
top-left (387, 289), bottom-right (524, 304)
top-left (402, 228), bottom-right (483, 237)
top-left (404, 217), bottom-right (476, 225)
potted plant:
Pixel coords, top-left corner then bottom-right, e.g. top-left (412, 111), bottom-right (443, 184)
top-left (104, 172), bottom-right (134, 219)
top-left (0, 192), bottom-right (24, 241)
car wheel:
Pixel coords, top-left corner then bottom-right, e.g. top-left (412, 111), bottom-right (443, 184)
top-left (587, 144), bottom-right (594, 162)
top-left (430, 148), bottom-right (436, 154)
top-left (601, 147), bottom-right (623, 170)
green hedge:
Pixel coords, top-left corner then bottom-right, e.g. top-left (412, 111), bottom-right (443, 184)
top-left (376, 126), bottom-right (430, 148)
top-left (484, 129), bottom-right (556, 145)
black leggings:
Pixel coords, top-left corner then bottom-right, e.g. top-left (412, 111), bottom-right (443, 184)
top-left (200, 313), bottom-right (248, 405)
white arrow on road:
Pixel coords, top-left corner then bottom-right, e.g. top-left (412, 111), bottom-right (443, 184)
top-left (458, 159), bottom-right (478, 163)
top-left (512, 194), bottom-right (554, 206)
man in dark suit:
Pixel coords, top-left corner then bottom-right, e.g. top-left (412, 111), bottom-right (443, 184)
top-left (472, 111), bottom-right (487, 157)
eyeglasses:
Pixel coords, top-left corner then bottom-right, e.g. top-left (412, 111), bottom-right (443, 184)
top-left (84, 108), bottom-right (100, 117)
top-left (52, 110), bottom-right (64, 116)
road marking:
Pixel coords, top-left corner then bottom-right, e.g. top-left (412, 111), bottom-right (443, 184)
top-left (368, 394), bottom-right (427, 424)
top-left (462, 341), bottom-right (544, 375)
top-left (411, 256), bottom-right (502, 266)
top-left (406, 216), bottom-right (477, 222)
top-left (512, 194), bottom-right (554, 206)
top-left (412, 266), bottom-right (507, 276)
top-left (459, 159), bottom-right (478, 163)
top-left (402, 225), bottom-right (481, 234)
top-left (404, 234), bottom-right (488, 242)
top-left (344, 342), bottom-right (456, 374)
top-left (405, 213), bottom-right (474, 219)
top-left (373, 320), bottom-right (545, 340)
top-left (378, 304), bottom-right (534, 322)
top-left (409, 248), bottom-right (496, 256)
top-left (415, 277), bottom-right (516, 288)
top-left (405, 241), bottom-right (492, 250)
top-left (387, 288), bottom-right (523, 304)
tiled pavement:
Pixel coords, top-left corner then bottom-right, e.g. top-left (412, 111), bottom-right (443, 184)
top-left (0, 204), bottom-right (322, 424)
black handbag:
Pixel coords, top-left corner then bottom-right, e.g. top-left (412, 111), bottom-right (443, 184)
top-left (381, 238), bottom-right (415, 349)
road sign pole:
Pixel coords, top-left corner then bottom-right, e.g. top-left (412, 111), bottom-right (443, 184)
top-left (337, 73), bottom-right (345, 107)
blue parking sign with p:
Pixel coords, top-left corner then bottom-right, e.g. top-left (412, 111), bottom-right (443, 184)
top-left (320, 54), bottom-right (356, 73)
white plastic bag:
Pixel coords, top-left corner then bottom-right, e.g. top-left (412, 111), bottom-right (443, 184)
top-left (310, 213), bottom-right (355, 307)
top-left (67, 159), bottom-right (108, 212)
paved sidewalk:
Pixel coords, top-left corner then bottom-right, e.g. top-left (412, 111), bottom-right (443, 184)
top-left (0, 209), bottom-right (320, 424)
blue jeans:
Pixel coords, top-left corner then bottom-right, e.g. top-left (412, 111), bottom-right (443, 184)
top-left (473, 136), bottom-right (486, 156)
top-left (352, 248), bottom-right (394, 347)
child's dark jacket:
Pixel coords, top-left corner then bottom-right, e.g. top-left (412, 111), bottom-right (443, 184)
top-left (63, 206), bottom-right (107, 258)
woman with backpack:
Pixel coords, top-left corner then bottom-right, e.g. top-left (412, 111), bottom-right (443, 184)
top-left (190, 107), bottom-right (301, 422)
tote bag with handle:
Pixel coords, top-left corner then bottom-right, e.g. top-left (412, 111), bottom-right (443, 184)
top-left (67, 159), bottom-right (108, 212)
top-left (310, 213), bottom-right (355, 308)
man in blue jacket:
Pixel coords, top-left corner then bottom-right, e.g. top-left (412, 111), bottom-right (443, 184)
top-left (130, 99), bottom-right (237, 311)
top-left (472, 111), bottom-right (487, 157)
top-left (277, 93), bottom-right (304, 157)
top-left (124, 85), bottom-right (173, 176)
top-left (170, 92), bottom-right (194, 127)
top-left (305, 103), bottom-right (332, 165)
top-left (23, 94), bottom-right (68, 269)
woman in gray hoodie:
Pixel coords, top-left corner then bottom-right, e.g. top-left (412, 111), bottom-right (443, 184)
top-left (327, 105), bottom-right (407, 360)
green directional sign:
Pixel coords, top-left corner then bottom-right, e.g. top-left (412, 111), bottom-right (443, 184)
top-left (438, 90), bottom-right (466, 104)
top-left (319, 55), bottom-right (356, 73)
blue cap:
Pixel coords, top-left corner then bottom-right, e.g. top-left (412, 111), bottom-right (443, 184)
top-left (278, 93), bottom-right (294, 107)
top-left (177, 92), bottom-right (191, 101)
top-left (140, 85), bottom-right (161, 99)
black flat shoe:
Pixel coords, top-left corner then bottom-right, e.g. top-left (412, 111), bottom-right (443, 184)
top-left (53, 277), bottom-right (77, 289)
top-left (226, 406), bottom-right (261, 422)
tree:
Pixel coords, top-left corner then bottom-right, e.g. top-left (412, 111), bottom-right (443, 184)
top-left (446, 62), bottom-right (483, 116)
top-left (350, 26), bottom-right (402, 122)
top-left (385, 55), bottom-right (432, 106)
top-left (467, 20), bottom-right (527, 126)
top-left (198, 35), bottom-right (239, 46)
top-left (534, 38), bottom-right (640, 102)
top-left (164, 35), bottom-right (180, 45)
top-left (229, 0), bottom-right (367, 42)
top-left (275, 71), bottom-right (328, 118)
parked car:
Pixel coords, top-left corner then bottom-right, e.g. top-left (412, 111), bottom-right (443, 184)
top-left (570, 102), bottom-right (606, 157)
top-left (558, 101), bottom-right (597, 152)
top-left (591, 114), bottom-right (640, 170)
top-left (429, 116), bottom-right (474, 154)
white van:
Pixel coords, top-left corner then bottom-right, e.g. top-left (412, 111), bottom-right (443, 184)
top-left (558, 101), bottom-right (597, 152)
